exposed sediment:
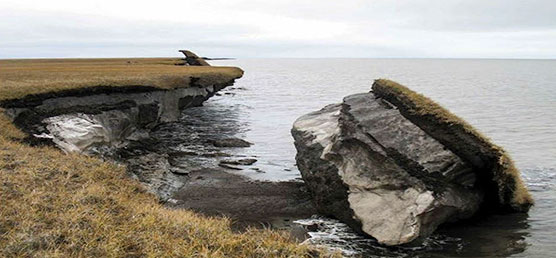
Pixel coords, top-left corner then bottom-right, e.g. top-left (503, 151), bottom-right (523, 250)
top-left (168, 168), bottom-right (316, 229)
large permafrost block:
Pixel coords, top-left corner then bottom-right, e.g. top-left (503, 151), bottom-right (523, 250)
top-left (291, 79), bottom-right (532, 246)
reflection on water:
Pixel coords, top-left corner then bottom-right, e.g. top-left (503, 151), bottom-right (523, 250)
top-left (154, 58), bottom-right (556, 257)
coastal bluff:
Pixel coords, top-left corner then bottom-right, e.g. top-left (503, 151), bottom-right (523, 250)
top-left (0, 55), bottom-right (323, 257)
top-left (292, 79), bottom-right (533, 246)
top-left (0, 57), bottom-right (243, 153)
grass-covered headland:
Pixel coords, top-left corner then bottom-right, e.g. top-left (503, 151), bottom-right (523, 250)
top-left (0, 59), bottom-right (321, 257)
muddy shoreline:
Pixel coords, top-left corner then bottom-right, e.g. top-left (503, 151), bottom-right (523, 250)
top-left (168, 168), bottom-right (315, 231)
top-left (109, 109), bottom-right (318, 233)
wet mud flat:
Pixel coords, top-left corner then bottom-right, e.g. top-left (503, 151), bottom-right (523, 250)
top-left (168, 168), bottom-right (315, 232)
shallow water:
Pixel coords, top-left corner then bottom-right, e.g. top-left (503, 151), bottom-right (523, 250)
top-left (171, 58), bottom-right (556, 257)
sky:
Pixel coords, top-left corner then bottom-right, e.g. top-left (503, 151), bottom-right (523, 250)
top-left (1, 0), bottom-right (555, 59)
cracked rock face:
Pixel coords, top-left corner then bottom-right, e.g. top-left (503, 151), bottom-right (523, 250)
top-left (292, 92), bottom-right (483, 246)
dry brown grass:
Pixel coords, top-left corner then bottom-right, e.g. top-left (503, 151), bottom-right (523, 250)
top-left (0, 110), bottom-right (326, 257)
top-left (0, 58), bottom-right (243, 102)
top-left (372, 79), bottom-right (533, 212)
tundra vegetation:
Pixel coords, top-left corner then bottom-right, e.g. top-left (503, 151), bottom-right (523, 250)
top-left (0, 58), bottom-right (243, 102)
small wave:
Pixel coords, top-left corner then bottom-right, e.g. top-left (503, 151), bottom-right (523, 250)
top-left (521, 167), bottom-right (556, 191)
top-left (294, 216), bottom-right (466, 257)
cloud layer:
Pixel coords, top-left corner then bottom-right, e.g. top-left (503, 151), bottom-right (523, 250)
top-left (1, 0), bottom-right (555, 58)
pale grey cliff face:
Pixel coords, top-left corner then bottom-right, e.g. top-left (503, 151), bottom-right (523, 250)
top-left (40, 111), bottom-right (136, 153)
top-left (292, 92), bottom-right (483, 246)
top-left (5, 85), bottom-right (221, 153)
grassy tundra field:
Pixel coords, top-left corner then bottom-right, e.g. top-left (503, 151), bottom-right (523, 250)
top-left (0, 58), bottom-right (243, 102)
top-left (0, 58), bottom-right (323, 257)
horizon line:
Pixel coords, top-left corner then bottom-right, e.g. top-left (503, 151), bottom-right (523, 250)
top-left (1, 56), bottom-right (556, 61)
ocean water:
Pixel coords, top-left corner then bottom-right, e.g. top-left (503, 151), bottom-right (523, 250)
top-left (190, 58), bottom-right (556, 257)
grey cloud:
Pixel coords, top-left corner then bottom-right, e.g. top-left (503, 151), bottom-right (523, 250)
top-left (1, 1), bottom-right (555, 58)
top-left (237, 0), bottom-right (556, 32)
top-left (395, 0), bottom-right (556, 32)
top-left (0, 9), bottom-right (257, 58)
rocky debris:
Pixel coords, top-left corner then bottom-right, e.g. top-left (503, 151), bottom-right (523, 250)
top-left (218, 163), bottom-right (243, 170)
top-left (201, 152), bottom-right (231, 157)
top-left (168, 158), bottom-right (196, 175)
top-left (210, 138), bottom-right (252, 148)
top-left (126, 153), bottom-right (184, 201)
top-left (179, 50), bottom-right (211, 66)
top-left (292, 80), bottom-right (531, 246)
top-left (167, 150), bottom-right (199, 157)
top-left (230, 87), bottom-right (247, 91)
top-left (170, 167), bottom-right (190, 175)
top-left (220, 158), bottom-right (258, 166)
top-left (217, 158), bottom-right (257, 170)
top-left (167, 150), bottom-right (231, 158)
top-left (250, 168), bottom-right (265, 173)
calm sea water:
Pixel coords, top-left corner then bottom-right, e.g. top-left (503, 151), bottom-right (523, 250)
top-left (193, 59), bottom-right (556, 257)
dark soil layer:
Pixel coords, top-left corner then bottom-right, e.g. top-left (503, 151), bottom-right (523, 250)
top-left (168, 168), bottom-right (316, 231)
top-left (0, 86), bottom-right (160, 108)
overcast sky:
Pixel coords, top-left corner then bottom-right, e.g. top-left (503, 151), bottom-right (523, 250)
top-left (1, 0), bottom-right (555, 58)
